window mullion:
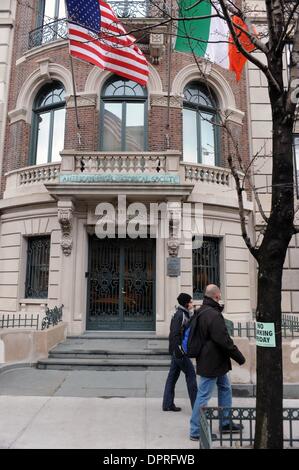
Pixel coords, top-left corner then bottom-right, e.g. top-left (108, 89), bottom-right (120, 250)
top-left (48, 109), bottom-right (55, 163)
top-left (197, 110), bottom-right (202, 164)
top-left (122, 101), bottom-right (126, 151)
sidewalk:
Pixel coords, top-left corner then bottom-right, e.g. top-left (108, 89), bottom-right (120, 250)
top-left (0, 367), bottom-right (298, 449)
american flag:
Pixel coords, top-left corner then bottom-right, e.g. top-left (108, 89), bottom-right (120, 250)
top-left (66, 0), bottom-right (149, 86)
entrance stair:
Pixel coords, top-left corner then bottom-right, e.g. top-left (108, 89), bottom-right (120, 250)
top-left (37, 332), bottom-right (171, 371)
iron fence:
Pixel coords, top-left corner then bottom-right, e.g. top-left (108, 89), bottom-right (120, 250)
top-left (41, 305), bottom-right (64, 330)
top-left (0, 314), bottom-right (39, 330)
top-left (228, 320), bottom-right (299, 338)
top-left (0, 305), bottom-right (63, 330)
top-left (28, 2), bottom-right (167, 50)
top-left (199, 407), bottom-right (299, 448)
top-left (28, 19), bottom-right (68, 49)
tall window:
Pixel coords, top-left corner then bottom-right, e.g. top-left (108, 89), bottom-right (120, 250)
top-left (183, 82), bottom-right (220, 166)
top-left (193, 237), bottom-right (220, 300)
top-left (30, 82), bottom-right (66, 165)
top-left (33, 0), bottom-right (67, 46)
top-left (294, 135), bottom-right (299, 196)
top-left (25, 236), bottom-right (51, 299)
top-left (38, 0), bottom-right (66, 26)
top-left (101, 76), bottom-right (147, 151)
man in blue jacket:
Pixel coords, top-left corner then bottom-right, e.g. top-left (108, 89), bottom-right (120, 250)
top-left (162, 293), bottom-right (198, 412)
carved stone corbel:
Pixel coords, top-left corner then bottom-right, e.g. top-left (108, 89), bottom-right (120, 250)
top-left (167, 202), bottom-right (181, 257)
top-left (58, 201), bottom-right (74, 256)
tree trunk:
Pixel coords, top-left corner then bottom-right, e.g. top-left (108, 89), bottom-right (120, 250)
top-left (254, 102), bottom-right (294, 448)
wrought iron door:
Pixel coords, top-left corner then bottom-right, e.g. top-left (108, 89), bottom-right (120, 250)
top-left (86, 236), bottom-right (155, 330)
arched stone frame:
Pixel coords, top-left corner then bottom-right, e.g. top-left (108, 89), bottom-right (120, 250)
top-left (9, 61), bottom-right (73, 124)
top-left (171, 63), bottom-right (244, 125)
top-left (84, 64), bottom-right (163, 110)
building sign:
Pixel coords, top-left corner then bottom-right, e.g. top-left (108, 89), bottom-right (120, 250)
top-left (59, 173), bottom-right (180, 184)
top-left (256, 322), bottom-right (276, 348)
top-left (167, 257), bottom-right (181, 277)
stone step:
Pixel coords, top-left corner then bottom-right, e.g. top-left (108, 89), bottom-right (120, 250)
top-left (69, 332), bottom-right (167, 340)
top-left (37, 357), bottom-right (171, 371)
top-left (49, 350), bottom-right (169, 360)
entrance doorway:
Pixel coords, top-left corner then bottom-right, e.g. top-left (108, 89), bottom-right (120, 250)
top-left (86, 236), bottom-right (155, 330)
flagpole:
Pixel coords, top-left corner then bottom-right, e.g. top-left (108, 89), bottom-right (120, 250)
top-left (70, 54), bottom-right (80, 131)
top-left (165, 0), bottom-right (173, 150)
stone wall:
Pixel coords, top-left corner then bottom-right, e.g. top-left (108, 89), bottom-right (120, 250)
top-left (0, 322), bottom-right (67, 363)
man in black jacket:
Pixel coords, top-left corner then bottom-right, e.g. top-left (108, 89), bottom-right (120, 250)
top-left (189, 285), bottom-right (246, 440)
top-left (162, 293), bottom-right (198, 411)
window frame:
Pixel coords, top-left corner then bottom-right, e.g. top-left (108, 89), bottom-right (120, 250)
top-left (183, 82), bottom-right (221, 166)
top-left (29, 82), bottom-right (66, 166)
top-left (24, 235), bottom-right (51, 300)
top-left (294, 134), bottom-right (299, 198)
top-left (100, 76), bottom-right (148, 152)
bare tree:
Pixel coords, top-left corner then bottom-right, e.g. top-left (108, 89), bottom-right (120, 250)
top-left (163, 0), bottom-right (299, 449)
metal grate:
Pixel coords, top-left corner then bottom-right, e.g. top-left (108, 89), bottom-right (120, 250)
top-left (193, 237), bottom-right (220, 300)
top-left (200, 407), bottom-right (299, 448)
top-left (0, 314), bottom-right (39, 330)
top-left (25, 236), bottom-right (50, 299)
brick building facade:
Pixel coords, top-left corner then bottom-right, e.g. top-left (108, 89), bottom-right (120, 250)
top-left (0, 0), bottom-right (256, 336)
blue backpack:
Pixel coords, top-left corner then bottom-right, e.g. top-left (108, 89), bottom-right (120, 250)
top-left (181, 309), bottom-right (205, 358)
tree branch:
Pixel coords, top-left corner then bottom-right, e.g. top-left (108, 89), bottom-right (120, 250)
top-left (227, 154), bottom-right (259, 259)
top-left (216, 0), bottom-right (282, 93)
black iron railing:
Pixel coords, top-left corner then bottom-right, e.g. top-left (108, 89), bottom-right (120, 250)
top-left (41, 305), bottom-right (64, 330)
top-left (28, 19), bottom-right (68, 49)
top-left (0, 305), bottom-right (63, 330)
top-left (109, 0), bottom-right (168, 18)
top-left (0, 314), bottom-right (40, 330)
top-left (227, 319), bottom-right (299, 338)
top-left (199, 407), bottom-right (299, 448)
top-left (28, 2), bottom-right (168, 50)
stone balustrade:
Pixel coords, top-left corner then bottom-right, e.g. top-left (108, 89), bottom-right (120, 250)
top-left (60, 150), bottom-right (181, 175)
top-left (183, 162), bottom-right (234, 187)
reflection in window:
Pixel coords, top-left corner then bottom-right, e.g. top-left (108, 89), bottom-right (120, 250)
top-left (183, 82), bottom-right (220, 166)
top-left (101, 76), bottom-right (147, 151)
top-left (30, 82), bottom-right (66, 165)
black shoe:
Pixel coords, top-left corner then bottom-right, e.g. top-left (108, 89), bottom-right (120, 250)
top-left (163, 405), bottom-right (181, 412)
top-left (220, 423), bottom-right (244, 434)
top-left (190, 433), bottom-right (217, 441)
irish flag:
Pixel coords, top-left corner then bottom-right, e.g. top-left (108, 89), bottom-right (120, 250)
top-left (174, 0), bottom-right (255, 80)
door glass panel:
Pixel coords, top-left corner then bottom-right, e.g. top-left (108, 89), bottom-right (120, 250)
top-left (123, 240), bottom-right (154, 322)
top-left (126, 103), bottom-right (144, 151)
top-left (200, 112), bottom-right (216, 166)
top-left (35, 111), bottom-right (50, 165)
top-left (183, 108), bottom-right (198, 163)
top-left (88, 239), bottom-right (120, 326)
top-left (103, 103), bottom-right (122, 151)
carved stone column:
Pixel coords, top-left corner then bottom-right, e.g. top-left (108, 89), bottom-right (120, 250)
top-left (58, 200), bottom-right (74, 256)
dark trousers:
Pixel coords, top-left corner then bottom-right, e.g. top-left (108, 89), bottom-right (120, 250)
top-left (162, 353), bottom-right (198, 409)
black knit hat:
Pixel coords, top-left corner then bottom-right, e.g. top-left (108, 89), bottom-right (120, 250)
top-left (177, 293), bottom-right (192, 308)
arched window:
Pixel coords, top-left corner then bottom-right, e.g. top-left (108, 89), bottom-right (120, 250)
top-left (101, 76), bottom-right (147, 152)
top-left (30, 81), bottom-right (66, 165)
top-left (183, 82), bottom-right (220, 166)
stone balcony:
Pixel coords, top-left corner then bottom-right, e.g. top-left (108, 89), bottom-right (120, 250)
top-left (2, 151), bottom-right (249, 209)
